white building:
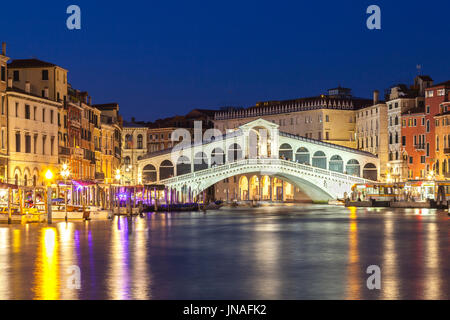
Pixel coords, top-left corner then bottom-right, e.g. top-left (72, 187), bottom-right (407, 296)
top-left (122, 121), bottom-right (148, 185)
top-left (6, 85), bottom-right (60, 186)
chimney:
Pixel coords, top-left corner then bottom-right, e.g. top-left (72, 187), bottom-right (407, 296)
top-left (25, 81), bottom-right (31, 93)
top-left (1, 42), bottom-right (5, 56)
top-left (373, 90), bottom-right (379, 105)
top-left (7, 77), bottom-right (12, 88)
top-left (44, 87), bottom-right (49, 98)
top-left (88, 96), bottom-right (92, 105)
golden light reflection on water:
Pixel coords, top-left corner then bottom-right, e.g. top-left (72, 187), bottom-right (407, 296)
top-left (57, 223), bottom-right (79, 300)
top-left (0, 228), bottom-right (10, 299)
top-left (346, 207), bottom-right (360, 300)
top-left (424, 222), bottom-right (440, 299)
top-left (381, 218), bottom-right (399, 299)
top-left (33, 228), bottom-right (60, 300)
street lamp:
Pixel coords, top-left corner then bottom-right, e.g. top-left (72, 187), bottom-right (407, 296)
top-left (44, 169), bottom-right (54, 224)
top-left (115, 169), bottom-right (122, 183)
top-left (60, 164), bottom-right (71, 222)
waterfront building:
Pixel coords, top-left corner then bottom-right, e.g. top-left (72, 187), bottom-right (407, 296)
top-left (386, 76), bottom-right (431, 181)
top-left (401, 106), bottom-right (427, 179)
top-left (214, 87), bottom-right (373, 149)
top-left (122, 120), bottom-right (148, 185)
top-left (355, 90), bottom-right (389, 179)
top-left (428, 80), bottom-right (450, 179)
top-left (94, 103), bottom-right (123, 184)
top-left (5, 85), bottom-right (60, 186)
top-left (0, 43), bottom-right (9, 182)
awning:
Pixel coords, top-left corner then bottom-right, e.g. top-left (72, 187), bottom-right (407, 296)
top-left (0, 183), bottom-right (19, 190)
top-left (72, 180), bottom-right (97, 187)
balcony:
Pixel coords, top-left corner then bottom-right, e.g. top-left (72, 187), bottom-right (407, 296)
top-left (95, 172), bottom-right (105, 180)
top-left (415, 144), bottom-right (425, 150)
top-left (59, 146), bottom-right (71, 156)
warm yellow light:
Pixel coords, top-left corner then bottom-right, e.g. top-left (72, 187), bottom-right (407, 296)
top-left (62, 164), bottom-right (68, 171)
top-left (45, 169), bottom-right (54, 181)
top-left (115, 169), bottom-right (121, 181)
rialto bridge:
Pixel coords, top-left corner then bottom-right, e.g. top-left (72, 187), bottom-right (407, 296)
top-left (137, 119), bottom-right (379, 201)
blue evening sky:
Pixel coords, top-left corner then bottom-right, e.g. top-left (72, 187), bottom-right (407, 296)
top-left (1, 0), bottom-right (449, 121)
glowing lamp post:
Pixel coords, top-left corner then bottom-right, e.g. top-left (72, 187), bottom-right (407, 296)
top-left (60, 164), bottom-right (71, 222)
top-left (45, 169), bottom-right (54, 224)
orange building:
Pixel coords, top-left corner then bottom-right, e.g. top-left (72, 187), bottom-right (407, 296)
top-left (401, 107), bottom-right (427, 179)
top-left (425, 81), bottom-right (450, 177)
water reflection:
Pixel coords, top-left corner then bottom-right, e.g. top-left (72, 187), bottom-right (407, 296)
top-left (424, 222), bottom-right (440, 299)
top-left (0, 206), bottom-right (446, 300)
top-left (108, 217), bottom-right (131, 300)
top-left (345, 207), bottom-right (361, 300)
top-left (33, 228), bottom-right (60, 300)
top-left (381, 216), bottom-right (399, 299)
top-left (0, 228), bottom-right (10, 299)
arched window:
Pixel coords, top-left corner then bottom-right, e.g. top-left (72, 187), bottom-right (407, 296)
top-left (228, 144), bottom-right (243, 162)
top-left (194, 152), bottom-right (208, 171)
top-left (159, 160), bottom-right (174, 180)
top-left (137, 135), bottom-right (143, 149)
top-left (211, 148), bottom-right (225, 166)
top-left (395, 116), bottom-right (399, 125)
top-left (329, 155), bottom-right (343, 173)
top-left (124, 156), bottom-right (131, 166)
top-left (279, 144), bottom-right (293, 161)
top-left (346, 159), bottom-right (360, 177)
top-left (312, 151), bottom-right (327, 169)
top-left (295, 147), bottom-right (310, 164)
top-left (176, 156), bottom-right (191, 176)
top-left (363, 163), bottom-right (377, 180)
top-left (143, 164), bottom-right (157, 183)
top-left (125, 134), bottom-right (132, 149)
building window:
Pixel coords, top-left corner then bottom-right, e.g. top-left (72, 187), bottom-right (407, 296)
top-left (426, 106), bottom-right (430, 114)
top-left (42, 136), bottom-right (46, 154)
top-left (409, 157), bottom-right (413, 164)
top-left (0, 66), bottom-right (5, 81)
top-left (137, 135), bottom-right (143, 149)
top-left (426, 120), bottom-right (430, 132)
top-left (34, 135), bottom-right (37, 154)
top-left (427, 143), bottom-right (430, 157)
top-left (402, 136), bottom-right (406, 146)
top-left (426, 90), bottom-right (434, 98)
top-left (15, 103), bottom-right (18, 117)
top-left (42, 70), bottom-right (49, 81)
top-left (25, 105), bottom-right (30, 119)
top-left (13, 70), bottom-right (19, 82)
top-left (15, 132), bottom-right (21, 152)
top-left (42, 109), bottom-right (45, 122)
top-left (50, 137), bottom-right (54, 156)
top-left (25, 135), bottom-right (31, 153)
top-left (50, 110), bottom-right (54, 124)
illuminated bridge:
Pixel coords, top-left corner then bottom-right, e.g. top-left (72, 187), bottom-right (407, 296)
top-left (138, 119), bottom-right (379, 201)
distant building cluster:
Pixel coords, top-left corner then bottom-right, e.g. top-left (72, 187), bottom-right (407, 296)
top-left (2, 41), bottom-right (448, 189)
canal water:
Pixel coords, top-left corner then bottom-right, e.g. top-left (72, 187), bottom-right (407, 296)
top-left (0, 205), bottom-right (448, 300)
